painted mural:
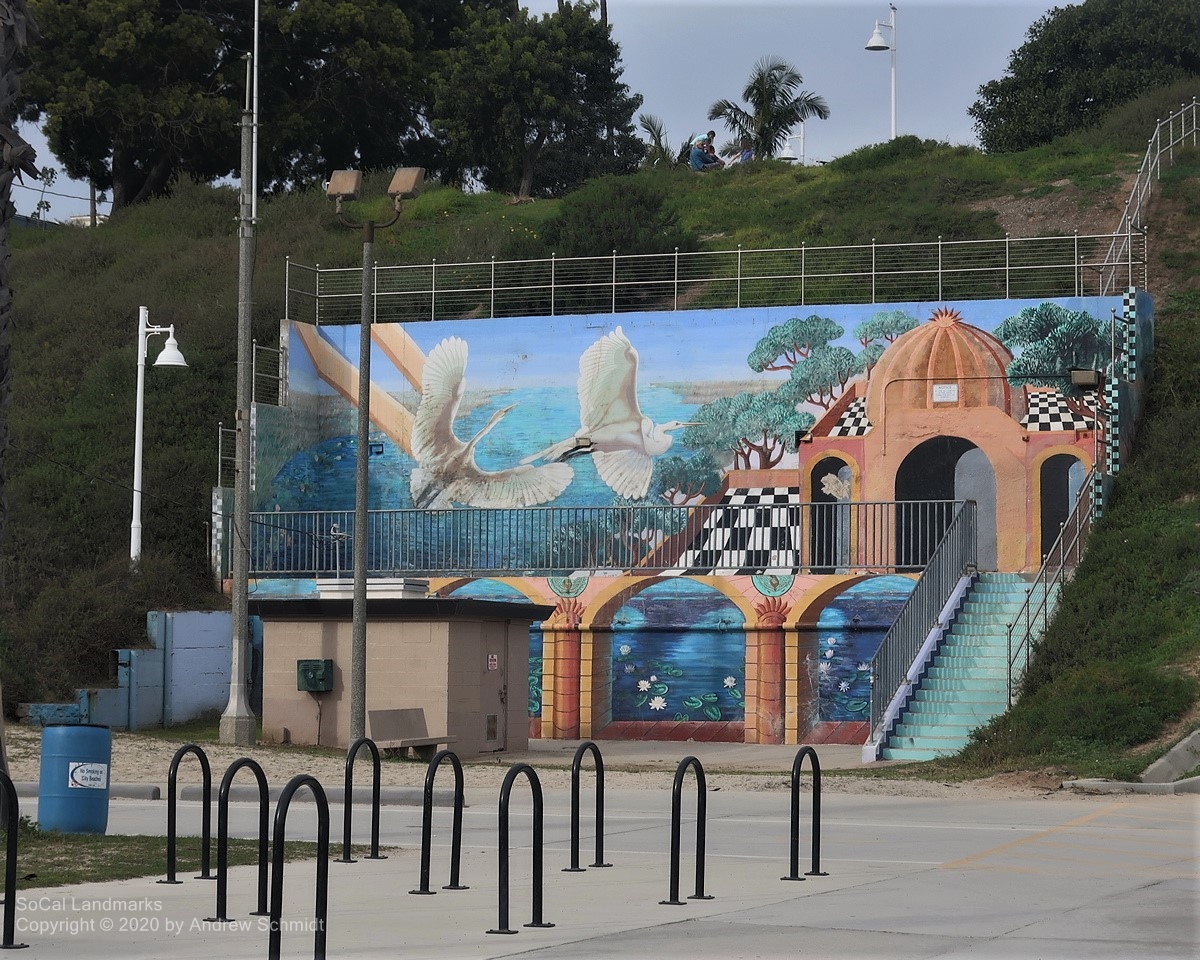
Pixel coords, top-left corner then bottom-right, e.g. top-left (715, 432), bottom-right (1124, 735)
top-left (246, 290), bottom-right (1147, 743)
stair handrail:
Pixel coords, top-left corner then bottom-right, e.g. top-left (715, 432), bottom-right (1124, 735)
top-left (866, 500), bottom-right (978, 757)
top-left (1101, 96), bottom-right (1198, 294)
top-left (1007, 471), bottom-right (1096, 703)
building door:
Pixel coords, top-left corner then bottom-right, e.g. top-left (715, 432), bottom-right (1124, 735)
top-left (482, 626), bottom-right (508, 751)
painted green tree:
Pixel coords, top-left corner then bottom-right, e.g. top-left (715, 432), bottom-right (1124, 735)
top-left (995, 302), bottom-right (1110, 393)
top-left (684, 391), bottom-right (813, 470)
top-left (652, 452), bottom-right (723, 506)
top-left (853, 309), bottom-right (918, 376)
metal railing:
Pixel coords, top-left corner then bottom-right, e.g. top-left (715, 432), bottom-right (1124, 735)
top-left (867, 500), bottom-right (978, 738)
top-left (245, 499), bottom-right (962, 579)
top-left (285, 231), bottom-right (1145, 327)
top-left (1102, 97), bottom-right (1198, 294)
top-left (1006, 473), bottom-right (1096, 703)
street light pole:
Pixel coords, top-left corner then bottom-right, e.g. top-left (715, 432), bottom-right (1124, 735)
top-left (866, 3), bottom-right (898, 141)
top-left (327, 168), bottom-right (424, 742)
top-left (130, 306), bottom-right (187, 566)
top-left (219, 85), bottom-right (258, 746)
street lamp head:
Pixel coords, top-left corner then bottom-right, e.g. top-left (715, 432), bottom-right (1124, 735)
top-left (326, 169), bottom-right (362, 202)
top-left (387, 167), bottom-right (425, 203)
top-left (153, 327), bottom-right (188, 367)
top-left (866, 25), bottom-right (891, 50)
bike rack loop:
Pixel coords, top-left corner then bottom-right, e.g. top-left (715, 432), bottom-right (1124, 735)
top-left (158, 743), bottom-right (214, 883)
top-left (205, 757), bottom-right (270, 922)
top-left (783, 745), bottom-right (828, 880)
top-left (564, 740), bottom-right (612, 872)
top-left (409, 749), bottom-right (467, 895)
top-left (0, 771), bottom-right (29, 949)
top-left (336, 737), bottom-right (386, 863)
top-left (268, 774), bottom-right (330, 960)
top-left (660, 755), bottom-right (713, 906)
top-left (486, 763), bottom-right (555, 935)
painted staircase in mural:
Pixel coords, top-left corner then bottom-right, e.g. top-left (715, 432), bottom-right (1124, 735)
top-left (883, 573), bottom-right (1056, 761)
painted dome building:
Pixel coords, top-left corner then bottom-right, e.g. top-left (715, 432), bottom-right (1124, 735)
top-left (798, 307), bottom-right (1097, 572)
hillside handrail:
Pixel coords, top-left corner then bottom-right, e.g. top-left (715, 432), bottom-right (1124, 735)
top-left (286, 230), bottom-right (1146, 326)
top-left (1007, 471), bottom-right (1096, 702)
top-left (1101, 97), bottom-right (1198, 294)
top-left (867, 501), bottom-right (978, 744)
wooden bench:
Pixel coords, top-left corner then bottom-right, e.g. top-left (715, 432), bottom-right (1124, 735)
top-left (367, 708), bottom-right (456, 761)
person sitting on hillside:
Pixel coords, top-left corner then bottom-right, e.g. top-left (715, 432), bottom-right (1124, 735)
top-left (689, 135), bottom-right (722, 172)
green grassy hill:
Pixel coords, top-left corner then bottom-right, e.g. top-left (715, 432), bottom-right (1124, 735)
top-left (4, 90), bottom-right (1198, 779)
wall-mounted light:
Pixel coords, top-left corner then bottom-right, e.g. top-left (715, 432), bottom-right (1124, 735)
top-left (1069, 368), bottom-right (1103, 388)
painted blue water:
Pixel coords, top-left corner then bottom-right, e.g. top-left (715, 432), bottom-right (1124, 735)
top-left (610, 580), bottom-right (746, 723)
top-left (815, 575), bottom-right (914, 721)
top-left (269, 383), bottom-right (700, 512)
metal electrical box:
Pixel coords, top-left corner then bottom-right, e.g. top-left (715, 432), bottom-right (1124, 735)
top-left (296, 659), bottom-right (334, 693)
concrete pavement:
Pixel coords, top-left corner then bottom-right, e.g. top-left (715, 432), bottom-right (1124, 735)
top-left (8, 765), bottom-right (1197, 959)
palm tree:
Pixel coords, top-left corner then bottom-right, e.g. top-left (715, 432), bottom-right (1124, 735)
top-left (708, 56), bottom-right (829, 160)
top-left (637, 114), bottom-right (686, 169)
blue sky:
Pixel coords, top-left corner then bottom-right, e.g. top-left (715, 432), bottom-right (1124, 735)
top-left (15, 0), bottom-right (1056, 222)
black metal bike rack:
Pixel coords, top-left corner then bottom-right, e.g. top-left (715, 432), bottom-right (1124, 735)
top-left (0, 771), bottom-right (29, 949)
top-left (782, 745), bottom-right (828, 880)
top-left (409, 749), bottom-right (467, 895)
top-left (486, 763), bottom-right (555, 935)
top-left (660, 755), bottom-right (713, 905)
top-left (159, 743), bottom-right (213, 883)
top-left (206, 757), bottom-right (270, 922)
top-left (336, 737), bottom-right (385, 863)
top-left (563, 740), bottom-right (612, 872)
top-left (268, 774), bottom-right (330, 960)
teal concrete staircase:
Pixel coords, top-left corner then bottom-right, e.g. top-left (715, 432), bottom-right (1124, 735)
top-left (881, 573), bottom-right (1034, 762)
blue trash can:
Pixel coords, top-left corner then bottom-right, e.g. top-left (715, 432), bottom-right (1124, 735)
top-left (37, 724), bottom-right (112, 833)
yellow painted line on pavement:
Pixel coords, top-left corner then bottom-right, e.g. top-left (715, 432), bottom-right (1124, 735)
top-left (939, 802), bottom-right (1128, 869)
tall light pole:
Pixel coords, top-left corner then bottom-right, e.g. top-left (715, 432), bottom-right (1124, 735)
top-left (130, 306), bottom-right (187, 565)
top-left (866, 3), bottom-right (897, 141)
top-left (219, 54), bottom-right (258, 747)
top-left (326, 167), bottom-right (424, 742)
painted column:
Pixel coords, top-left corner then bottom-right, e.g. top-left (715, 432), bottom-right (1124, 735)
top-left (752, 596), bottom-right (790, 744)
top-left (549, 598), bottom-right (584, 739)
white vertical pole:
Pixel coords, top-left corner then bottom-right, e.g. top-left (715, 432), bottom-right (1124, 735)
top-left (130, 306), bottom-right (149, 564)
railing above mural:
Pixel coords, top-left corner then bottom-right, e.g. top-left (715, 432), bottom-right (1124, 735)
top-left (245, 499), bottom-right (962, 579)
top-left (285, 232), bottom-right (1145, 327)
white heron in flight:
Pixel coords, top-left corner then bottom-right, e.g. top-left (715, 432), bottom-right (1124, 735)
top-left (523, 326), bottom-right (698, 500)
top-left (410, 337), bottom-right (573, 509)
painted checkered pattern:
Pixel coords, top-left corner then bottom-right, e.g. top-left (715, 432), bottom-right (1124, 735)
top-left (1021, 390), bottom-right (1096, 431)
top-left (661, 488), bottom-right (804, 575)
top-left (1123, 289), bottom-right (1138, 382)
top-left (828, 397), bottom-right (873, 437)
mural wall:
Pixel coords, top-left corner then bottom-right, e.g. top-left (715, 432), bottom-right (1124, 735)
top-left (247, 292), bottom-right (1146, 743)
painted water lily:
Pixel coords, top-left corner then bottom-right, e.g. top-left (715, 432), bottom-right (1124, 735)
top-left (649, 675), bottom-right (658, 682)
top-left (623, 664), bottom-right (636, 674)
top-left (838, 680), bottom-right (851, 692)
top-left (824, 648), bottom-right (835, 658)
top-left (649, 696), bottom-right (667, 711)
top-left (637, 679), bottom-right (652, 692)
top-left (857, 662), bottom-right (871, 672)
top-left (818, 661), bottom-right (831, 675)
top-left (824, 636), bottom-right (838, 646)
top-left (723, 676), bottom-right (736, 688)
top-left (619, 644), bottom-right (632, 656)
